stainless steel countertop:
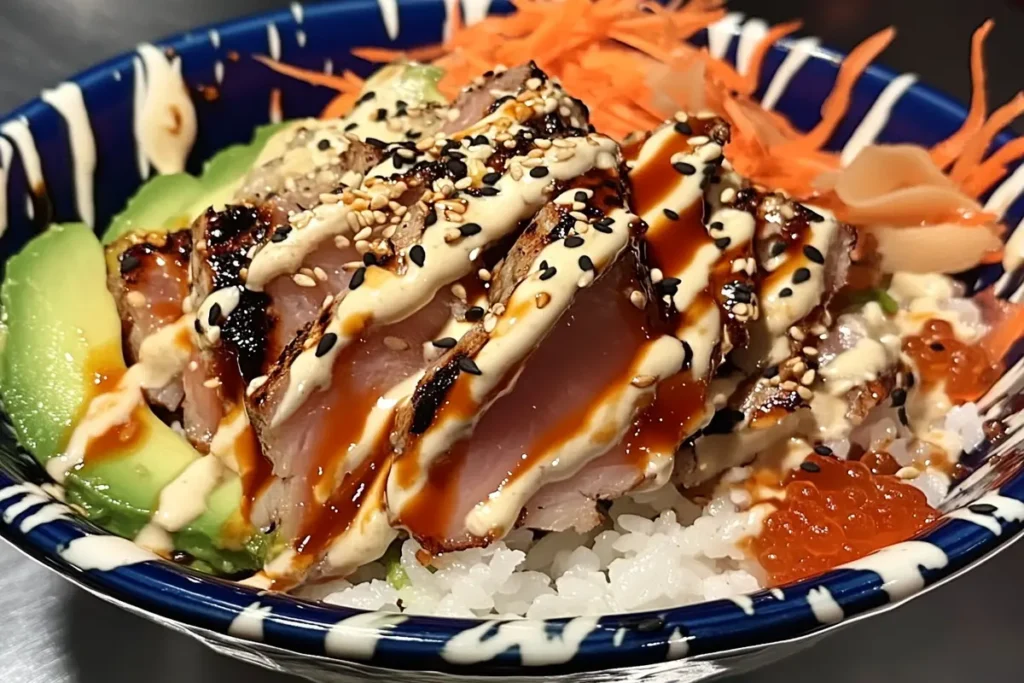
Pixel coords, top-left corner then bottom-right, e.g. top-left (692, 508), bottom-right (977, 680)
top-left (0, 1), bottom-right (1021, 680)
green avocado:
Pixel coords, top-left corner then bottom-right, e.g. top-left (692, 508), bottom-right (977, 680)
top-left (0, 223), bottom-right (264, 574)
top-left (102, 121), bottom-right (289, 244)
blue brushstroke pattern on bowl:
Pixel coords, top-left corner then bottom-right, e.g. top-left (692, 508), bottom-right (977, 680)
top-left (0, 1), bottom-right (1022, 679)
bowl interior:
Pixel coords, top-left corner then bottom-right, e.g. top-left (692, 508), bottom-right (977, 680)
top-left (0, 1), bottom-right (1022, 677)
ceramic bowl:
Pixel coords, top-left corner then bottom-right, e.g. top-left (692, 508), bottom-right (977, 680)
top-left (0, 2), bottom-right (1021, 681)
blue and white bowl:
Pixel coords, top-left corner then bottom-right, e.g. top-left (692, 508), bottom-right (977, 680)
top-left (0, 2), bottom-right (1022, 680)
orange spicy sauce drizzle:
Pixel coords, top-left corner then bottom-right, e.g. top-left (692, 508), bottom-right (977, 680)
top-left (746, 454), bottom-right (940, 586)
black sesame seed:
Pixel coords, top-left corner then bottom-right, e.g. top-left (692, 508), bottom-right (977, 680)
top-left (779, 287), bottom-right (793, 298)
top-left (814, 445), bottom-right (834, 456)
top-left (344, 122), bottom-right (359, 131)
top-left (770, 241), bottom-right (787, 258)
top-left (540, 267), bottom-right (558, 281)
top-left (374, 107), bottom-right (388, 122)
top-left (119, 253), bottom-right (141, 274)
top-left (672, 161), bottom-right (697, 176)
top-left (365, 137), bottom-right (387, 149)
top-left (405, 130), bottom-right (422, 139)
top-left (907, 372), bottom-right (916, 388)
top-left (460, 222), bottom-right (482, 237)
top-left (709, 221), bottom-right (724, 231)
top-left (574, 191), bottom-right (589, 203)
top-left (891, 388), bottom-right (907, 407)
top-left (663, 208), bottom-right (679, 220)
top-left (529, 166), bottom-right (549, 178)
top-left (682, 341), bottom-right (694, 370)
top-left (634, 616), bottom-right (665, 632)
top-left (317, 138), bottom-right (332, 151)
top-left (363, 252), bottom-right (378, 267)
top-left (465, 306), bottom-right (485, 322)
top-left (479, 186), bottom-right (500, 196)
top-left (395, 99), bottom-right (408, 109)
top-left (447, 158), bottom-right (468, 177)
top-left (194, 318), bottom-right (203, 334)
top-left (409, 245), bottom-right (426, 267)
top-left (271, 226), bottom-right (291, 243)
top-left (763, 365), bottom-right (779, 379)
top-left (898, 406), bottom-right (909, 426)
top-left (802, 207), bottom-right (825, 222)
top-left (792, 267), bottom-right (811, 284)
top-left (702, 164), bottom-right (716, 176)
top-left (208, 303), bottom-right (222, 326)
top-left (930, 342), bottom-right (945, 352)
top-left (578, 255), bottom-right (594, 271)
top-left (564, 235), bottom-right (584, 248)
top-left (316, 332), bottom-right (338, 357)
top-left (432, 337), bottom-right (457, 349)
top-left (458, 357), bottom-right (483, 375)
top-left (714, 237), bottom-right (731, 250)
top-left (594, 217), bottom-right (614, 233)
top-left (424, 210), bottom-right (438, 228)
top-left (349, 267), bottom-right (366, 290)
top-left (540, 260), bottom-right (549, 271)
top-left (673, 120), bottom-right (693, 136)
top-left (357, 90), bottom-right (376, 103)
top-left (803, 245), bottom-right (825, 264)
top-left (968, 503), bottom-right (997, 515)
top-left (800, 461), bottom-right (821, 473)
top-left (482, 172), bottom-right (501, 185)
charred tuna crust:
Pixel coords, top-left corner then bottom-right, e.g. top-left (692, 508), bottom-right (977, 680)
top-left (192, 204), bottom-right (277, 381)
top-left (106, 229), bottom-right (192, 363)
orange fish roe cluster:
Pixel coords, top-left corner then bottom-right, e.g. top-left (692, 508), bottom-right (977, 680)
top-left (748, 454), bottom-right (940, 586)
top-left (903, 318), bottom-right (1000, 402)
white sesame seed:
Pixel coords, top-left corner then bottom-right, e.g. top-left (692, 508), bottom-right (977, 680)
top-left (478, 268), bottom-right (491, 281)
top-left (796, 386), bottom-right (814, 400)
top-left (353, 226), bottom-right (372, 242)
top-left (203, 377), bottom-right (223, 389)
top-left (789, 326), bottom-right (806, 341)
top-left (535, 292), bottom-right (551, 309)
top-left (802, 346), bottom-right (819, 356)
top-left (896, 466), bottom-right (921, 480)
top-left (451, 283), bottom-right (467, 301)
top-left (801, 369), bottom-right (816, 386)
top-left (629, 290), bottom-right (647, 309)
top-left (126, 291), bottom-right (147, 308)
top-left (719, 187), bottom-right (736, 204)
top-left (293, 273), bottom-right (317, 288)
top-left (383, 336), bottom-right (410, 351)
top-left (313, 267), bottom-right (328, 282)
top-left (650, 268), bottom-right (664, 283)
top-left (484, 314), bottom-right (498, 333)
top-left (631, 375), bottom-right (657, 389)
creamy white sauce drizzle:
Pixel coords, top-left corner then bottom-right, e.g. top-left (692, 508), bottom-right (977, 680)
top-left (729, 594), bottom-right (755, 615)
top-left (214, 61), bottom-right (225, 85)
top-left (0, 117), bottom-right (45, 196)
top-left (196, 286), bottom-right (241, 346)
top-left (735, 19), bottom-right (768, 76)
top-left (441, 616), bottom-right (599, 665)
top-left (20, 503), bottom-right (71, 533)
top-left (462, 0), bottom-right (493, 26)
top-left (839, 541), bottom-right (948, 601)
top-left (984, 161), bottom-right (1024, 219)
top-left (377, 0), bottom-right (400, 40)
top-left (272, 134), bottom-right (622, 425)
top-left (666, 627), bottom-right (690, 658)
top-left (266, 23), bottom-right (282, 61)
top-left (707, 12), bottom-right (744, 59)
top-left (819, 304), bottom-right (901, 396)
top-left (40, 83), bottom-right (96, 226)
top-left (153, 455), bottom-right (226, 531)
top-left (324, 58), bottom-right (334, 76)
top-left (325, 612), bottom-right (407, 659)
top-left (60, 534), bottom-right (160, 571)
top-left (1, 483), bottom-right (48, 524)
top-left (296, 30), bottom-right (307, 48)
top-left (806, 586), bottom-right (843, 624)
top-left (209, 408), bottom-right (250, 473)
top-left (132, 57), bottom-right (149, 179)
top-left (760, 37), bottom-right (820, 111)
top-left (760, 204), bottom-right (838, 336)
top-left (612, 627), bottom-right (626, 647)
top-left (946, 493), bottom-right (1024, 536)
top-left (208, 29), bottom-right (221, 49)
top-left (442, 0), bottom-right (460, 41)
top-left (228, 601), bottom-right (274, 641)
top-left (290, 2), bottom-right (304, 23)
top-left (0, 136), bottom-right (13, 237)
top-left (133, 44), bottom-right (198, 176)
top-left (46, 315), bottom-right (194, 483)
top-left (1000, 217), bottom-right (1024, 274)
top-left (769, 587), bottom-right (785, 600)
top-left (840, 73), bottom-right (917, 166)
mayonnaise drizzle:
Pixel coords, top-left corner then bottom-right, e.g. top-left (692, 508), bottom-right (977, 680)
top-left (271, 135), bottom-right (622, 425)
top-left (707, 12), bottom-right (744, 59)
top-left (760, 37), bottom-right (820, 111)
top-left (840, 73), bottom-right (917, 166)
top-left (0, 136), bottom-right (12, 237)
top-left (266, 23), bottom-right (282, 61)
top-left (377, 0), bottom-right (400, 40)
top-left (41, 83), bottom-right (96, 226)
top-left (0, 117), bottom-right (45, 196)
top-left (133, 44), bottom-right (198, 176)
top-left (735, 19), bottom-right (768, 76)
top-left (195, 286), bottom-right (241, 346)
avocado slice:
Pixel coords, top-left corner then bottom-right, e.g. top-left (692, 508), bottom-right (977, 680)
top-left (102, 121), bottom-right (289, 244)
top-left (0, 223), bottom-right (263, 574)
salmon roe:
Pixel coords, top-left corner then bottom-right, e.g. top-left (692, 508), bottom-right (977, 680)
top-left (748, 454), bottom-right (940, 586)
top-left (903, 319), bottom-right (1000, 399)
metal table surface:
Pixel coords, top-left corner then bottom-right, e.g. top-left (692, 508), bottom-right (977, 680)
top-left (0, 1), bottom-right (1021, 681)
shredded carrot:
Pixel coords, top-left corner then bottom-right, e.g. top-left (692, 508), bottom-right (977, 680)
top-left (931, 20), bottom-right (993, 170)
top-left (256, 0), bottom-right (1023, 239)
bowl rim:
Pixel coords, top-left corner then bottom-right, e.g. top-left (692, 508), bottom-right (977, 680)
top-left (0, 1), bottom-right (1022, 676)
